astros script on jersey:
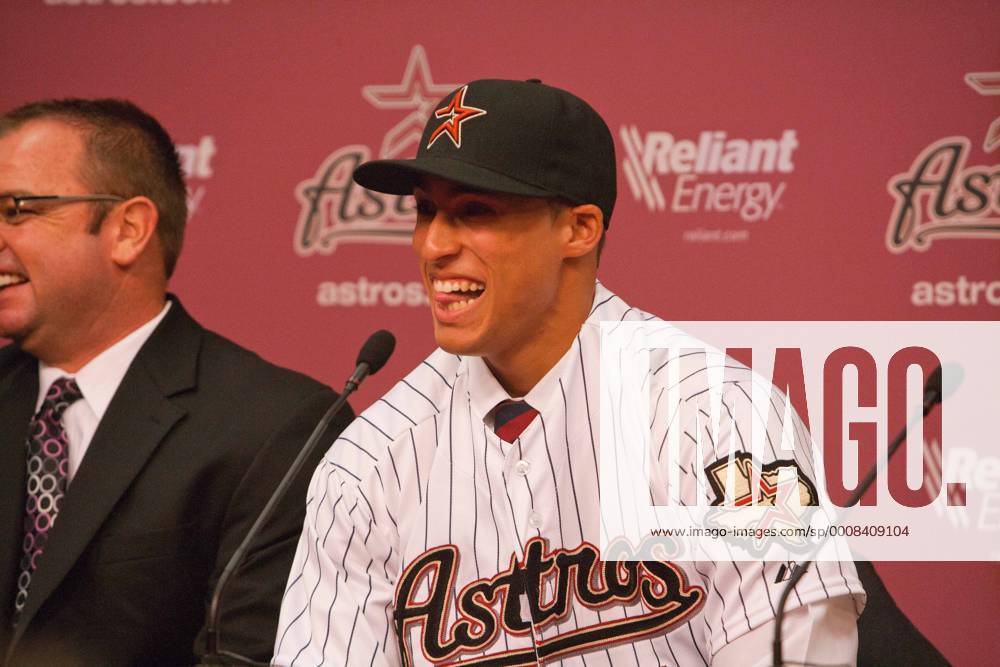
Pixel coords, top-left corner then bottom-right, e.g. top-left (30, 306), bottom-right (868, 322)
top-left (273, 283), bottom-right (864, 666)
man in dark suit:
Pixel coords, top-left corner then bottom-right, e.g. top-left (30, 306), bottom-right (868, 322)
top-left (0, 99), bottom-right (353, 664)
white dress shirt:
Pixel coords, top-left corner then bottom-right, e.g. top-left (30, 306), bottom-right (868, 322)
top-left (36, 301), bottom-right (171, 482)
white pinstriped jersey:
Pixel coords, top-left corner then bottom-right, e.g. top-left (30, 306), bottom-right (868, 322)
top-left (274, 283), bottom-right (864, 666)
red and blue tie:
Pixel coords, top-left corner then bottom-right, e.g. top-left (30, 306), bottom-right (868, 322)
top-left (493, 400), bottom-right (539, 442)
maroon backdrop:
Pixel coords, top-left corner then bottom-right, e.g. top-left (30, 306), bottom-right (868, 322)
top-left (5, 1), bottom-right (998, 663)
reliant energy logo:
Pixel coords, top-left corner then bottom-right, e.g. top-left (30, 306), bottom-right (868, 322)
top-left (177, 135), bottom-right (216, 220)
top-left (294, 46), bottom-right (458, 256)
top-left (886, 71), bottom-right (1000, 253)
top-left (619, 126), bottom-right (799, 228)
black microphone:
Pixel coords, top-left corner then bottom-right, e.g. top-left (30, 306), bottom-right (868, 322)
top-left (346, 329), bottom-right (396, 392)
top-left (922, 365), bottom-right (942, 414)
top-left (202, 330), bottom-right (396, 665)
top-left (772, 365), bottom-right (943, 667)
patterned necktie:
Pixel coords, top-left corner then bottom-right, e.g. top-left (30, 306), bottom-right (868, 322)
top-left (493, 400), bottom-right (539, 442)
top-left (14, 377), bottom-right (83, 618)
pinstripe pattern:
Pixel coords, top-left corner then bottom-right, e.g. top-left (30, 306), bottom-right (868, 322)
top-left (274, 282), bottom-right (862, 666)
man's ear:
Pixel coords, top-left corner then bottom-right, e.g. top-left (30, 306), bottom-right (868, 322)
top-left (563, 203), bottom-right (604, 259)
top-left (107, 196), bottom-right (159, 268)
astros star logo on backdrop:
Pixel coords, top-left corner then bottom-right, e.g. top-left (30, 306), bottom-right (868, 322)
top-left (294, 45), bottom-right (461, 256)
top-left (362, 45), bottom-right (458, 159)
top-left (964, 71), bottom-right (1000, 153)
top-left (426, 85), bottom-right (487, 149)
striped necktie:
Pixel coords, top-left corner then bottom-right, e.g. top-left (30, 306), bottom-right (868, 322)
top-left (493, 400), bottom-right (539, 442)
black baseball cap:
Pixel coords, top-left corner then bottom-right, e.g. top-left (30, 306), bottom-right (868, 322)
top-left (352, 79), bottom-right (617, 227)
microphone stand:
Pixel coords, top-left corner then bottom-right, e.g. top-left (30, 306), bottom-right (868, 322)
top-left (772, 367), bottom-right (942, 667)
top-left (201, 385), bottom-right (356, 665)
top-left (203, 330), bottom-right (394, 665)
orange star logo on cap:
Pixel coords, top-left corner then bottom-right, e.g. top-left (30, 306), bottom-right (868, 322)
top-left (426, 85), bottom-right (487, 149)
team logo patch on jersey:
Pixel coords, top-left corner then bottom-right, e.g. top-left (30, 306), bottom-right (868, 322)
top-left (426, 85), bottom-right (487, 150)
top-left (704, 452), bottom-right (818, 508)
top-left (703, 452), bottom-right (820, 554)
top-left (393, 537), bottom-right (705, 666)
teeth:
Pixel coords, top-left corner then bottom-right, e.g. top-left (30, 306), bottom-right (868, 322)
top-left (433, 279), bottom-right (485, 294)
top-left (0, 274), bottom-right (27, 288)
top-left (447, 300), bottom-right (472, 312)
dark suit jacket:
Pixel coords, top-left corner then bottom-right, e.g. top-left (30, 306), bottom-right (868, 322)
top-left (855, 561), bottom-right (950, 666)
top-left (0, 299), bottom-right (353, 665)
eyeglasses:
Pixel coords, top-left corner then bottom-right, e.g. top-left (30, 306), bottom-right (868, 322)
top-left (0, 194), bottom-right (124, 226)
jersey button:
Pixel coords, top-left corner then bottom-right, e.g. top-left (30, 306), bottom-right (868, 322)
top-left (514, 460), bottom-right (530, 476)
top-left (527, 512), bottom-right (542, 528)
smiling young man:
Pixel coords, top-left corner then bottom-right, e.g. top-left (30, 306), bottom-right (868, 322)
top-left (275, 80), bottom-right (864, 666)
top-left (0, 99), bottom-right (352, 664)
top-left (411, 175), bottom-right (599, 397)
